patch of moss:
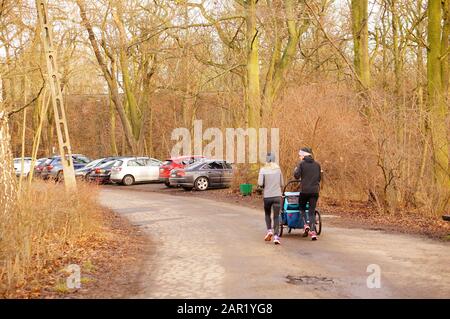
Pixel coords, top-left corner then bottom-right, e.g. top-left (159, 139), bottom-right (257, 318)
top-left (53, 280), bottom-right (69, 293)
top-left (80, 277), bottom-right (93, 284)
top-left (82, 260), bottom-right (96, 273)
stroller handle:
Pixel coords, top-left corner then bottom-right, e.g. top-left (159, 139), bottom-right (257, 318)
top-left (282, 179), bottom-right (301, 196)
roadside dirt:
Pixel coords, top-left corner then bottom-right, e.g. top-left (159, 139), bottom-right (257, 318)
top-left (69, 209), bottom-right (152, 298)
top-left (3, 208), bottom-right (150, 299)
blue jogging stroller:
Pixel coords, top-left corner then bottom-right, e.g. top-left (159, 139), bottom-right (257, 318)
top-left (279, 180), bottom-right (322, 237)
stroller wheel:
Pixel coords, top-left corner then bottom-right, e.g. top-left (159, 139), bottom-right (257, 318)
top-left (315, 210), bottom-right (322, 235)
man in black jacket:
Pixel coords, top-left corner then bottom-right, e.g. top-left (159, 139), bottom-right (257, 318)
top-left (294, 147), bottom-right (321, 240)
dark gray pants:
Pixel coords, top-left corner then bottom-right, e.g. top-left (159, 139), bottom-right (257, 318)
top-left (264, 196), bottom-right (281, 236)
top-left (298, 193), bottom-right (319, 232)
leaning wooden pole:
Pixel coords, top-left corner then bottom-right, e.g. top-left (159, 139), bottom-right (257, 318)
top-left (35, 0), bottom-right (76, 190)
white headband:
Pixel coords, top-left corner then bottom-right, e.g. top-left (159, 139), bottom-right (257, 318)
top-left (299, 150), bottom-right (311, 157)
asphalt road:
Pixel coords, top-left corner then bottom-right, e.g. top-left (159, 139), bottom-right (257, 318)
top-left (99, 186), bottom-right (450, 298)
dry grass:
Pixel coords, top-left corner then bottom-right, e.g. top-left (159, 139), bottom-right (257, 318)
top-left (0, 180), bottom-right (106, 294)
top-left (273, 83), bottom-right (375, 202)
top-left (229, 84), bottom-right (375, 203)
top-left (248, 81), bottom-right (449, 217)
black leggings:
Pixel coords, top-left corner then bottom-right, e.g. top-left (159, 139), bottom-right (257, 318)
top-left (263, 196), bottom-right (281, 236)
top-left (298, 193), bottom-right (319, 232)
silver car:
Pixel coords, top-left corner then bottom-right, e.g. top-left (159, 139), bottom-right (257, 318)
top-left (41, 154), bottom-right (91, 181)
top-left (110, 157), bottom-right (162, 186)
top-left (13, 157), bottom-right (32, 177)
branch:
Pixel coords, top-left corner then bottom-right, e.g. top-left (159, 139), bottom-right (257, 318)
top-left (127, 14), bottom-right (243, 52)
top-left (199, 64), bottom-right (244, 88)
top-left (186, 2), bottom-right (243, 50)
top-left (0, 0), bottom-right (6, 20)
top-left (304, 1), bottom-right (367, 91)
top-left (7, 80), bottom-right (45, 118)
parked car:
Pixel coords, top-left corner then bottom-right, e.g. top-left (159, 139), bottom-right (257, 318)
top-left (13, 157), bottom-right (32, 177)
top-left (110, 157), bottom-right (162, 186)
top-left (159, 155), bottom-right (207, 187)
top-left (33, 157), bottom-right (52, 178)
top-left (87, 160), bottom-right (117, 184)
top-left (169, 159), bottom-right (233, 191)
top-left (76, 157), bottom-right (125, 180)
top-left (41, 154), bottom-right (91, 181)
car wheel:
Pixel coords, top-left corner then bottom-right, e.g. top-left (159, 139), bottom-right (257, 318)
top-left (56, 171), bottom-right (64, 183)
top-left (194, 177), bottom-right (209, 191)
top-left (164, 181), bottom-right (173, 188)
top-left (122, 175), bottom-right (135, 186)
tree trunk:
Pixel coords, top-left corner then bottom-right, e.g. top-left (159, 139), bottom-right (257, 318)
top-left (262, 0), bottom-right (309, 118)
top-left (109, 94), bottom-right (118, 156)
top-left (351, 0), bottom-right (370, 89)
top-left (112, 2), bottom-right (142, 141)
top-left (427, 0), bottom-right (450, 211)
top-left (245, 0), bottom-right (261, 129)
top-left (28, 88), bottom-right (50, 183)
top-left (416, 0), bottom-right (425, 87)
top-left (77, 0), bottom-right (138, 153)
top-left (46, 105), bottom-right (55, 155)
top-left (0, 111), bottom-right (17, 215)
top-left (442, 0), bottom-right (449, 98)
top-left (390, 0), bottom-right (402, 94)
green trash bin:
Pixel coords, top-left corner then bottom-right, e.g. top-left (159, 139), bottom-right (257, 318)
top-left (240, 183), bottom-right (253, 196)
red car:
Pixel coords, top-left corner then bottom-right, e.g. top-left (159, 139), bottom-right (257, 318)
top-left (159, 155), bottom-right (206, 187)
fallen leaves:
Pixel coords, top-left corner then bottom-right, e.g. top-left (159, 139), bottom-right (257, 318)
top-left (1, 208), bottom-right (148, 299)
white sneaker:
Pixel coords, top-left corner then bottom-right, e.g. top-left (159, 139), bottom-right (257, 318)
top-left (273, 235), bottom-right (281, 245)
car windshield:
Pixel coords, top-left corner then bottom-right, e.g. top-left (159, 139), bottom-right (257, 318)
top-left (14, 158), bottom-right (31, 164)
top-left (85, 158), bottom-right (103, 168)
top-left (185, 161), bottom-right (205, 170)
top-left (204, 161), bottom-right (224, 170)
top-left (127, 159), bottom-right (146, 166)
top-left (75, 156), bottom-right (90, 163)
top-left (35, 159), bottom-right (45, 165)
top-left (113, 160), bottom-right (123, 167)
top-left (97, 160), bottom-right (116, 169)
top-left (150, 158), bottom-right (162, 164)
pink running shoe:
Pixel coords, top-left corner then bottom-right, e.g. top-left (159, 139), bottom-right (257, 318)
top-left (303, 224), bottom-right (310, 237)
top-left (310, 231), bottom-right (317, 241)
top-left (273, 235), bottom-right (281, 245)
top-left (264, 230), bottom-right (273, 241)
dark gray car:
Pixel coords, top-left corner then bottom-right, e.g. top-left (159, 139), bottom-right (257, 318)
top-left (169, 160), bottom-right (233, 191)
top-left (75, 156), bottom-right (126, 180)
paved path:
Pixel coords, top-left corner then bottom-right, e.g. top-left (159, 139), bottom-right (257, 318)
top-left (100, 188), bottom-right (450, 298)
